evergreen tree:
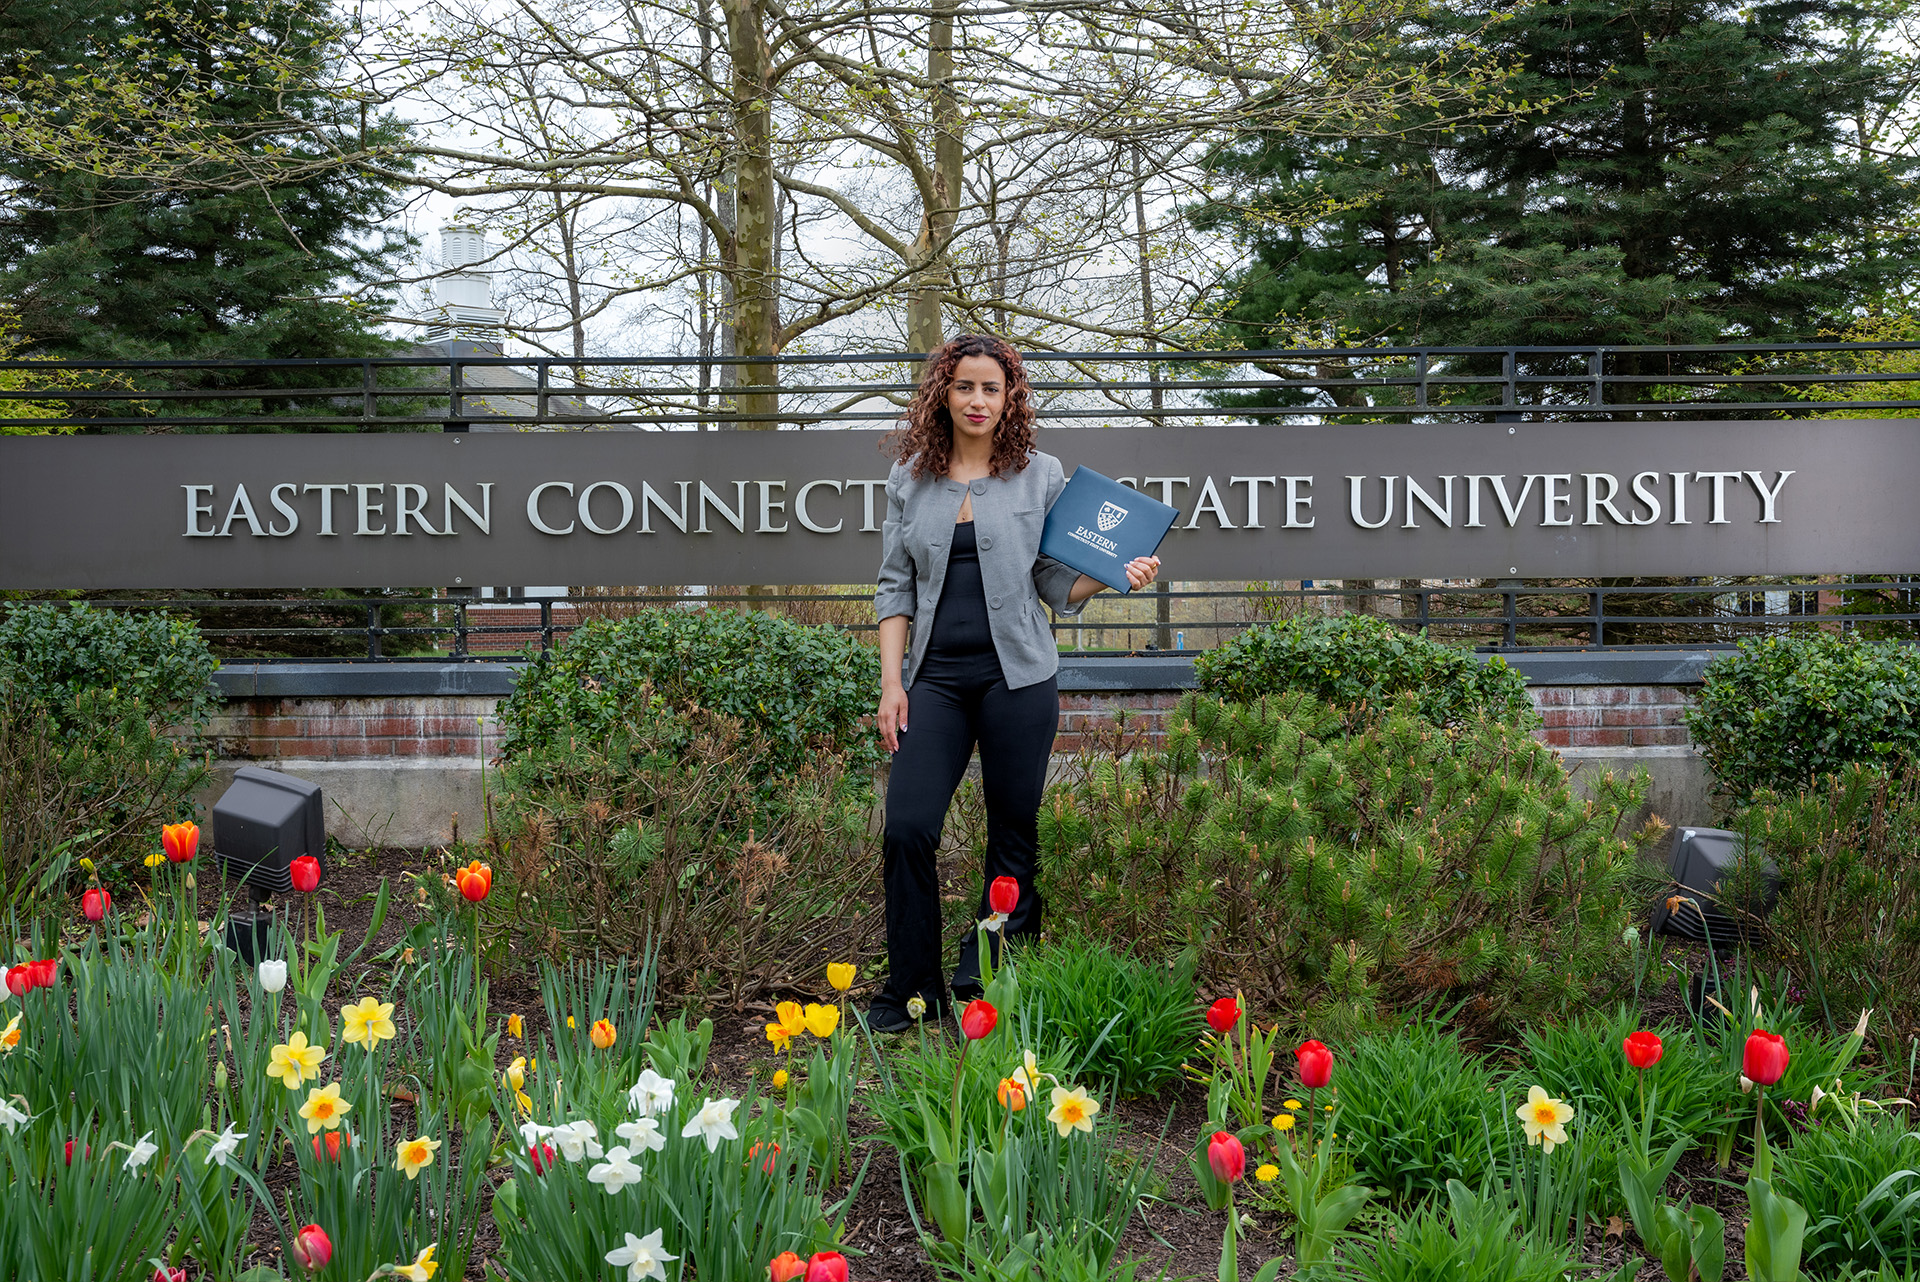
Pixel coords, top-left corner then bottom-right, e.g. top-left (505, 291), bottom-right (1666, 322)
top-left (1199, 0), bottom-right (1920, 352)
top-left (0, 0), bottom-right (412, 367)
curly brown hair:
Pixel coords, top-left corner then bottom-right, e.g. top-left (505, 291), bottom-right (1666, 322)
top-left (883, 334), bottom-right (1036, 481)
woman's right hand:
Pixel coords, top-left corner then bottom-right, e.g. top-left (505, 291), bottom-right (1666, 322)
top-left (878, 684), bottom-right (910, 754)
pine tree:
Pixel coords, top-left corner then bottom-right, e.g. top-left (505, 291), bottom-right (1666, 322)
top-left (1199, 0), bottom-right (1920, 351)
top-left (0, 0), bottom-right (412, 367)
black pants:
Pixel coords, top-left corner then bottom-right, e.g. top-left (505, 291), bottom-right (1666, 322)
top-left (878, 648), bottom-right (1058, 1013)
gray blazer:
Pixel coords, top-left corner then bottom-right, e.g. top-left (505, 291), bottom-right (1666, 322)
top-left (875, 448), bottom-right (1088, 690)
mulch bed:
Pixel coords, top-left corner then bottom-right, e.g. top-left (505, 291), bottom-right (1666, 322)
top-left (202, 844), bottom-right (1734, 1279)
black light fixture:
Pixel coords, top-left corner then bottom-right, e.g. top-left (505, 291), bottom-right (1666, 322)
top-left (211, 765), bottom-right (326, 897)
top-left (1648, 824), bottom-right (1780, 944)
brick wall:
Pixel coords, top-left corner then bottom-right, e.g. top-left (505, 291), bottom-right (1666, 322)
top-left (1528, 685), bottom-right (1691, 749)
top-left (208, 696), bottom-right (500, 760)
top-left (205, 685), bottom-right (1696, 760)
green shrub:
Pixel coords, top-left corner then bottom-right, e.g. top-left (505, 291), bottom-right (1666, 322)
top-left (1773, 1115), bottom-right (1920, 1273)
top-left (1030, 690), bottom-right (1652, 1036)
top-left (483, 694), bottom-right (878, 1005)
top-left (0, 604), bottom-right (216, 900)
top-left (1191, 614), bottom-right (1534, 730)
top-left (1336, 1021), bottom-right (1502, 1203)
top-left (1739, 763), bottom-right (1920, 1059)
top-left (0, 602), bottom-right (220, 734)
top-left (497, 608), bottom-right (884, 812)
top-left (1688, 631), bottom-right (1920, 806)
top-left (1014, 932), bottom-right (1203, 1097)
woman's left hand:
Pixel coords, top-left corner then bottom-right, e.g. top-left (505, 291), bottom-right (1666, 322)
top-left (1123, 555), bottom-right (1161, 591)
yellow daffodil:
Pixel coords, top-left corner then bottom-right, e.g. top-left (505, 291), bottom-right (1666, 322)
top-left (506, 1014), bottom-right (523, 1039)
top-left (1283, 1099), bottom-right (1303, 1111)
top-left (826, 962), bottom-right (856, 992)
top-left (267, 1031), bottom-right (327, 1090)
top-left (298, 1082), bottom-right (352, 1134)
top-left (340, 996), bottom-right (396, 1051)
top-left (396, 1243), bottom-right (439, 1281)
top-left (0, 1014), bottom-right (19, 1053)
top-left (1255, 1163), bottom-right (1279, 1182)
top-left (504, 1056), bottom-right (530, 1092)
top-left (1272, 1112), bottom-right (1296, 1133)
top-left (1046, 1084), bottom-right (1100, 1137)
top-left (1517, 1085), bottom-right (1574, 1153)
top-left (395, 1134), bottom-right (441, 1180)
top-left (803, 1003), bottom-right (839, 1039)
top-left (772, 1069), bottom-right (789, 1089)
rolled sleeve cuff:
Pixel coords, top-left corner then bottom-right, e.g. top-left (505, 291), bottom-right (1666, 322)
top-left (1033, 557), bottom-right (1087, 618)
top-left (874, 590), bottom-right (916, 621)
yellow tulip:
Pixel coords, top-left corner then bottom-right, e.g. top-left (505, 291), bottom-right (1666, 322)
top-left (826, 962), bottom-right (856, 992)
top-left (590, 1019), bottom-right (616, 1050)
top-left (506, 1014), bottom-right (524, 1039)
top-left (803, 1003), bottom-right (839, 1039)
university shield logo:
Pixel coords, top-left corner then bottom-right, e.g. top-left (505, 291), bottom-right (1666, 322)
top-left (1096, 500), bottom-right (1128, 532)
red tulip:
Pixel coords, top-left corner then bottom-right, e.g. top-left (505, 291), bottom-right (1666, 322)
top-left (289, 1224), bottom-right (332, 1271)
top-left (960, 999), bottom-right (998, 1040)
top-left (1744, 1029), bottom-right (1790, 1086)
top-left (1295, 1039), bottom-right (1333, 1089)
top-left (1624, 1030), bottom-right (1664, 1070)
top-left (749, 1139), bottom-right (781, 1174)
top-left (27, 959), bottom-right (56, 990)
top-left (65, 1139), bottom-right (91, 1165)
top-left (1205, 998), bottom-right (1241, 1034)
top-left (161, 821), bottom-right (199, 864)
top-left (454, 860), bottom-right (492, 903)
top-left (311, 1131), bottom-right (351, 1162)
top-left (288, 856), bottom-right (321, 893)
top-left (1207, 1130), bottom-right (1246, 1184)
top-left (152, 1269), bottom-right (187, 1282)
top-left (989, 876), bottom-right (1020, 916)
top-left (769, 1253), bottom-right (806, 1282)
top-left (805, 1252), bottom-right (850, 1282)
top-left (528, 1141), bottom-right (557, 1174)
top-left (5, 966), bottom-right (29, 998)
top-left (82, 888), bottom-right (111, 922)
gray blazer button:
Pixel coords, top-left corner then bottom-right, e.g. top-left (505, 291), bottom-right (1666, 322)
top-left (989, 595), bottom-right (1002, 609)
top-left (971, 480), bottom-right (986, 494)
top-left (979, 535), bottom-right (992, 550)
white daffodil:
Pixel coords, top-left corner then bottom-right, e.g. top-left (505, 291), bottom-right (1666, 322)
top-left (587, 1145), bottom-right (644, 1195)
top-left (679, 1097), bottom-right (740, 1152)
top-left (518, 1120), bottom-right (551, 1148)
top-left (605, 1228), bottom-right (676, 1282)
top-left (1012, 1047), bottom-right (1054, 1092)
top-left (979, 911), bottom-right (1009, 933)
top-left (906, 996), bottom-right (927, 1020)
top-left (204, 1124), bottom-right (247, 1167)
top-left (627, 1069), bottom-right (675, 1117)
top-left (550, 1119), bottom-right (602, 1162)
top-left (615, 1117), bottom-right (666, 1153)
top-left (257, 959), bottom-right (288, 994)
top-left (0, 1098), bottom-right (30, 1134)
top-left (123, 1131), bottom-right (159, 1172)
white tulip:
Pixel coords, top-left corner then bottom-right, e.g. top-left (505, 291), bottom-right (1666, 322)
top-left (257, 959), bottom-right (288, 994)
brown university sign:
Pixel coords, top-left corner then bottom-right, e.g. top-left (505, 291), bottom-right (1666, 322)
top-left (1, 421), bottom-right (1914, 588)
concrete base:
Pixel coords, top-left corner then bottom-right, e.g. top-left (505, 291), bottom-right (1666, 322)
top-left (205, 743), bottom-right (1717, 852)
top-left (199, 759), bottom-right (485, 850)
top-left (1557, 745), bottom-right (1717, 831)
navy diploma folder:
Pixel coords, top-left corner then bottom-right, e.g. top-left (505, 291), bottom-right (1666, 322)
top-left (1040, 467), bottom-right (1178, 593)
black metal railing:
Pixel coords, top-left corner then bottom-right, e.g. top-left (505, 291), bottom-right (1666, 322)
top-left (3, 341), bottom-right (1920, 430)
top-left (13, 580), bottom-right (1915, 662)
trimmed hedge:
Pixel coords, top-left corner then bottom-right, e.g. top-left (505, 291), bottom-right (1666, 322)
top-left (1192, 613), bottom-right (1533, 729)
top-left (1688, 631), bottom-right (1920, 805)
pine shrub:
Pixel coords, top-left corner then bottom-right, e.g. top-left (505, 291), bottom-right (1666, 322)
top-left (1191, 613), bottom-right (1534, 730)
top-left (1033, 690), bottom-right (1654, 1036)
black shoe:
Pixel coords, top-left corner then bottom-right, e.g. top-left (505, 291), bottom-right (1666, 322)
top-left (864, 1002), bottom-right (916, 1034)
top-left (949, 976), bottom-right (984, 1004)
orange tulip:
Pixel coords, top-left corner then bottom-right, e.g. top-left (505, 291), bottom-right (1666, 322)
top-left (997, 1077), bottom-right (1028, 1112)
top-left (590, 1018), bottom-right (616, 1050)
top-left (162, 821), bottom-right (199, 864)
top-left (454, 860), bottom-right (492, 903)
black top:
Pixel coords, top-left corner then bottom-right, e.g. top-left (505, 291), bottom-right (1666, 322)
top-left (926, 520), bottom-right (994, 655)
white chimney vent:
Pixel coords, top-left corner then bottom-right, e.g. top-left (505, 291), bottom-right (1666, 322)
top-left (426, 224), bottom-right (505, 342)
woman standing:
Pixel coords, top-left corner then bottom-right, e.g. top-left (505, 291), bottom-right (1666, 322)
top-left (867, 334), bottom-right (1161, 1032)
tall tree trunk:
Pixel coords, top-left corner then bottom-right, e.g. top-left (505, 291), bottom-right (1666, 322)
top-left (907, 0), bottom-right (961, 353)
top-left (721, 0), bottom-right (779, 422)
